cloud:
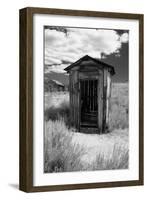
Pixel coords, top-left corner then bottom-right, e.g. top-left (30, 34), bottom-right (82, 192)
top-left (45, 64), bottom-right (67, 73)
top-left (120, 32), bottom-right (129, 43)
top-left (45, 28), bottom-right (129, 73)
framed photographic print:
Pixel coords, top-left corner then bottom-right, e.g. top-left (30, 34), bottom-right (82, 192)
top-left (19, 7), bottom-right (144, 192)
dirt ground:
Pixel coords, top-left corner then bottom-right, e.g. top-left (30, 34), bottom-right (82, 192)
top-left (72, 128), bottom-right (128, 163)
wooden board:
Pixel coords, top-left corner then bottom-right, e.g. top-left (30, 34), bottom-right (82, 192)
top-left (79, 72), bottom-right (99, 80)
top-left (106, 72), bottom-right (111, 129)
top-left (70, 70), bottom-right (79, 130)
top-left (98, 69), bottom-right (103, 133)
top-left (70, 67), bottom-right (111, 133)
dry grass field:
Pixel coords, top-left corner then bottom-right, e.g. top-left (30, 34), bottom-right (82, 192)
top-left (44, 83), bottom-right (129, 173)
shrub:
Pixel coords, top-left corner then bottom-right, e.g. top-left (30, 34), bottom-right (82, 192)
top-left (91, 144), bottom-right (129, 170)
top-left (44, 120), bottom-right (129, 172)
top-left (44, 120), bottom-right (86, 173)
top-left (44, 100), bottom-right (70, 126)
top-left (109, 103), bottom-right (128, 130)
top-left (109, 83), bottom-right (129, 130)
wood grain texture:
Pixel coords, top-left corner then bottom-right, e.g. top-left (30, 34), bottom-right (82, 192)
top-left (19, 8), bottom-right (33, 192)
top-left (139, 14), bottom-right (144, 185)
top-left (106, 73), bottom-right (111, 129)
top-left (98, 69), bottom-right (103, 132)
top-left (24, 7), bottom-right (143, 20)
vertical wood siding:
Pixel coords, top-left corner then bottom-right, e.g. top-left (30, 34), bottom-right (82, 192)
top-left (69, 62), bottom-right (112, 133)
top-left (103, 69), bottom-right (111, 132)
top-left (103, 69), bottom-right (108, 132)
top-left (70, 70), bottom-right (79, 129)
top-left (98, 69), bottom-right (103, 132)
top-left (106, 73), bottom-right (111, 129)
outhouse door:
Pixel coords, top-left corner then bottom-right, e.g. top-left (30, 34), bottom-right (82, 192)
top-left (80, 79), bottom-right (98, 128)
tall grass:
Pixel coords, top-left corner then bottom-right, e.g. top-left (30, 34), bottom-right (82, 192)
top-left (44, 120), bottom-right (86, 173)
top-left (44, 100), bottom-right (70, 126)
top-left (44, 120), bottom-right (129, 172)
top-left (44, 84), bottom-right (129, 172)
top-left (109, 83), bottom-right (128, 130)
top-left (109, 103), bottom-right (128, 130)
top-left (91, 144), bottom-right (129, 170)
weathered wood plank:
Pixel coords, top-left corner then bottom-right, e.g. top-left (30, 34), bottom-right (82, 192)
top-left (98, 69), bottom-right (103, 133)
top-left (69, 72), bottom-right (73, 127)
top-left (70, 64), bottom-right (112, 133)
top-left (105, 73), bottom-right (111, 130)
top-left (103, 69), bottom-right (112, 132)
top-left (66, 55), bottom-right (115, 134)
top-left (102, 69), bottom-right (108, 132)
top-left (70, 70), bottom-right (79, 130)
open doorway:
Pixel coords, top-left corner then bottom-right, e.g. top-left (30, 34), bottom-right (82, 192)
top-left (80, 79), bottom-right (98, 128)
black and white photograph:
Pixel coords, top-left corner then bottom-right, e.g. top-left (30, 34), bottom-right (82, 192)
top-left (19, 7), bottom-right (143, 192)
top-left (44, 26), bottom-right (129, 173)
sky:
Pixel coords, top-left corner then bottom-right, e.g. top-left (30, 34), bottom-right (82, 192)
top-left (44, 26), bottom-right (129, 82)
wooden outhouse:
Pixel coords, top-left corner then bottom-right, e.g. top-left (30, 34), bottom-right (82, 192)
top-left (64, 55), bottom-right (115, 133)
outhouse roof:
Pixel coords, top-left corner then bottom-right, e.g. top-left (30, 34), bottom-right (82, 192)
top-left (64, 55), bottom-right (115, 75)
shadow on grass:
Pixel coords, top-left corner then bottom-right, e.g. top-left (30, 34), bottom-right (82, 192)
top-left (44, 101), bottom-right (70, 127)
